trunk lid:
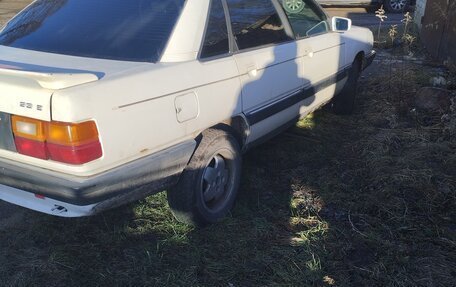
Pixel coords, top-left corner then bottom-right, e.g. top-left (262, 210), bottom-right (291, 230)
top-left (0, 64), bottom-right (99, 121)
top-left (0, 45), bottom-right (146, 121)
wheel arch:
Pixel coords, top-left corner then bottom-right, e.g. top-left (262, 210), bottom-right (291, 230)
top-left (354, 51), bottom-right (365, 70)
top-left (213, 115), bottom-right (250, 150)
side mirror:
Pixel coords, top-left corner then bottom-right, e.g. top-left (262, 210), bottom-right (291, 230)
top-left (332, 17), bottom-right (352, 32)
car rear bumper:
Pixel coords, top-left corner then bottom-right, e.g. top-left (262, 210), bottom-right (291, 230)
top-left (363, 50), bottom-right (376, 70)
top-left (0, 185), bottom-right (98, 217)
top-left (0, 140), bottom-right (196, 217)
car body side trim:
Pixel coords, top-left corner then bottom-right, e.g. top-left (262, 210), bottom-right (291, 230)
top-left (245, 67), bottom-right (350, 125)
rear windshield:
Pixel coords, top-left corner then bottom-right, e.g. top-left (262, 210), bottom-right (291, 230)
top-left (0, 0), bottom-right (185, 62)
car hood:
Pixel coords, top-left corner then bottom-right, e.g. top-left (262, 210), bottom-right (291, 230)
top-left (0, 46), bottom-right (148, 121)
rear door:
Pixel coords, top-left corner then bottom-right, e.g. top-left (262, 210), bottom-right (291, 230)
top-left (227, 0), bottom-right (304, 142)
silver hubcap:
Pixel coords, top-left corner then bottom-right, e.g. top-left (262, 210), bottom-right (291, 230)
top-left (283, 0), bottom-right (304, 13)
top-left (390, 0), bottom-right (407, 10)
top-left (202, 154), bottom-right (230, 210)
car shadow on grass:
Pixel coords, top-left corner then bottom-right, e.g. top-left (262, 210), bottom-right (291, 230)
top-left (0, 111), bottom-right (375, 286)
top-left (0, 108), bottom-right (377, 286)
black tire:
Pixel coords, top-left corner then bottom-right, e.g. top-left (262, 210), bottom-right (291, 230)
top-left (383, 0), bottom-right (408, 13)
top-left (331, 59), bottom-right (362, 115)
top-left (167, 128), bottom-right (242, 226)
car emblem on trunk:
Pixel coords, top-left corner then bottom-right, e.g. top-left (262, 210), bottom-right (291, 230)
top-left (19, 102), bottom-right (43, 111)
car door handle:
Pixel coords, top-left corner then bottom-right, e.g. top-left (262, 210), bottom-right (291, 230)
top-left (304, 49), bottom-right (314, 58)
top-left (248, 69), bottom-right (258, 77)
top-left (247, 66), bottom-right (258, 78)
top-left (299, 46), bottom-right (314, 58)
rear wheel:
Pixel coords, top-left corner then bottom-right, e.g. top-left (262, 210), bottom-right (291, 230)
top-left (331, 58), bottom-right (362, 115)
top-left (167, 129), bottom-right (242, 226)
top-left (384, 0), bottom-right (408, 13)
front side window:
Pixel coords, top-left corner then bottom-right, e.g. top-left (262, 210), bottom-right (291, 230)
top-left (226, 0), bottom-right (292, 51)
top-left (280, 0), bottom-right (329, 38)
top-left (201, 0), bottom-right (230, 59)
top-left (0, 0), bottom-right (186, 62)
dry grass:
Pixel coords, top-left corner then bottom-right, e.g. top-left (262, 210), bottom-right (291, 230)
top-left (0, 47), bottom-right (455, 286)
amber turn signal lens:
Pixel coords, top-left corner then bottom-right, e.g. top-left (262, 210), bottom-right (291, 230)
top-left (46, 121), bottom-right (99, 146)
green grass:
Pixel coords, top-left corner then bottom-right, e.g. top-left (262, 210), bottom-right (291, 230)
top-left (1, 51), bottom-right (455, 286)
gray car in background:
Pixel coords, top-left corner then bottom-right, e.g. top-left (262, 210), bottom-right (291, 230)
top-left (314, 0), bottom-right (413, 12)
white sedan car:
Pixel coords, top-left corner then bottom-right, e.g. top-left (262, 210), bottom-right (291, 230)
top-left (0, 0), bottom-right (375, 225)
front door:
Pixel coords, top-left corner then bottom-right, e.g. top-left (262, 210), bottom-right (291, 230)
top-left (281, 0), bottom-right (346, 110)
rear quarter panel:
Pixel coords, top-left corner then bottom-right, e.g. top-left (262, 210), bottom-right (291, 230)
top-left (51, 59), bottom-right (242, 176)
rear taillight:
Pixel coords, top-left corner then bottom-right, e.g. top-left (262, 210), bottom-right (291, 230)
top-left (14, 137), bottom-right (48, 160)
top-left (11, 116), bottom-right (102, 165)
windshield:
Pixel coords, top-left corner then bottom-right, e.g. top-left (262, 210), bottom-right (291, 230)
top-left (0, 0), bottom-right (185, 62)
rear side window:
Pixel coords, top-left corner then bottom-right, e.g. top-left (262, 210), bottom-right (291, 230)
top-left (280, 0), bottom-right (329, 38)
top-left (0, 0), bottom-right (186, 62)
top-left (226, 0), bottom-right (292, 50)
top-left (201, 0), bottom-right (230, 59)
